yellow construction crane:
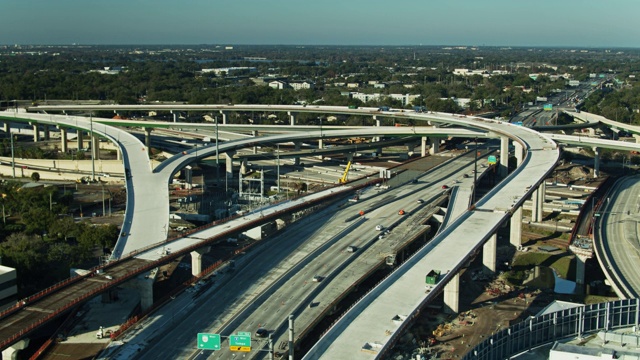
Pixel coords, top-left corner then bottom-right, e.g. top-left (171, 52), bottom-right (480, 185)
top-left (339, 161), bottom-right (352, 184)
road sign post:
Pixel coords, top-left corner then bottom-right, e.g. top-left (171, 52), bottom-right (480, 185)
top-left (197, 333), bottom-right (221, 351)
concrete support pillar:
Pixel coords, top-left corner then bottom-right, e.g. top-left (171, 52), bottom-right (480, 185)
top-left (575, 254), bottom-right (589, 294)
top-left (92, 135), bottom-right (100, 160)
top-left (294, 141), bottom-right (301, 166)
top-left (123, 273), bottom-right (155, 311)
top-left (60, 128), bottom-right (68, 153)
top-left (421, 136), bottom-right (427, 157)
top-left (2, 122), bottom-right (9, 133)
top-left (531, 182), bottom-right (545, 223)
top-left (43, 124), bottom-right (50, 140)
top-left (376, 146), bottom-right (383, 156)
top-left (219, 111), bottom-right (227, 125)
top-left (593, 147), bottom-right (600, 178)
top-left (144, 128), bottom-right (152, 156)
top-left (288, 111), bottom-right (296, 126)
top-left (514, 141), bottom-right (524, 168)
top-left (444, 272), bottom-right (460, 314)
top-left (482, 234), bottom-right (497, 274)
top-left (252, 130), bottom-right (258, 154)
top-left (173, 112), bottom-right (177, 122)
top-left (77, 130), bottom-right (84, 151)
top-left (510, 207), bottom-right (523, 247)
top-left (633, 134), bottom-right (640, 144)
top-left (429, 137), bottom-right (440, 155)
top-left (190, 247), bottom-right (211, 276)
top-left (317, 139), bottom-right (324, 160)
top-left (499, 136), bottom-right (509, 178)
top-left (2, 338), bottom-right (30, 360)
top-left (225, 151), bottom-right (235, 179)
top-left (32, 124), bottom-right (39, 142)
top-left (240, 159), bottom-right (249, 175)
top-left (373, 116), bottom-right (381, 142)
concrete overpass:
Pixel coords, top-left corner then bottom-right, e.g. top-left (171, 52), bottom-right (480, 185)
top-left (2, 104), bottom-right (638, 358)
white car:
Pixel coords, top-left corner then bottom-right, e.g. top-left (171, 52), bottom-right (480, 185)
top-left (375, 225), bottom-right (384, 231)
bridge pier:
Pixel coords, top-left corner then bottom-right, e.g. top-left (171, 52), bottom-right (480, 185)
top-left (373, 115), bottom-right (380, 142)
top-left (421, 137), bottom-right (427, 157)
top-left (124, 273), bottom-right (155, 311)
top-left (225, 151), bottom-right (235, 179)
top-left (252, 130), bottom-right (258, 154)
top-left (429, 137), bottom-right (440, 155)
top-left (76, 130), bottom-right (84, 151)
top-left (593, 147), bottom-right (600, 178)
top-left (92, 134), bottom-right (100, 161)
top-left (294, 141), bottom-right (301, 165)
top-left (531, 182), bottom-right (545, 223)
top-left (43, 124), bottom-right (50, 141)
top-left (191, 247), bottom-right (211, 276)
top-left (510, 207), bottom-right (523, 247)
top-left (240, 159), bottom-right (249, 175)
top-left (633, 134), bottom-right (640, 144)
top-left (288, 111), bottom-right (296, 126)
top-left (32, 124), bottom-right (39, 142)
top-left (317, 139), bottom-right (324, 159)
top-left (144, 128), bottom-right (152, 156)
top-left (172, 111), bottom-right (177, 123)
top-left (482, 234), bottom-right (497, 274)
top-left (499, 136), bottom-right (509, 178)
top-left (574, 254), bottom-right (588, 295)
top-left (60, 128), bottom-right (68, 153)
top-left (219, 110), bottom-right (227, 125)
top-left (514, 141), bottom-right (524, 167)
top-left (2, 121), bottom-right (8, 133)
top-left (444, 272), bottom-right (460, 314)
top-left (2, 338), bottom-right (29, 360)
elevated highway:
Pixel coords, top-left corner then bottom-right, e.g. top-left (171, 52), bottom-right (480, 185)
top-left (304, 118), bottom-right (560, 359)
top-left (10, 105), bottom-right (639, 358)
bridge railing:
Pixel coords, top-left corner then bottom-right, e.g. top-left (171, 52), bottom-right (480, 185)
top-left (464, 299), bottom-right (640, 360)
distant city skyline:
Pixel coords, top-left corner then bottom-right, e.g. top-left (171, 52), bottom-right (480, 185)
top-left (1, 0), bottom-right (639, 48)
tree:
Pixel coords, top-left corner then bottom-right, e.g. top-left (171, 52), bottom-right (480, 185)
top-left (31, 172), bottom-right (40, 182)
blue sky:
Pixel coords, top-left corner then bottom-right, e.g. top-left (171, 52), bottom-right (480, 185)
top-left (1, 0), bottom-right (638, 47)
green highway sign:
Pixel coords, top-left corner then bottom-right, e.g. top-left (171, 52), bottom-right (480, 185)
top-left (197, 333), bottom-right (221, 350)
top-left (229, 334), bottom-right (251, 347)
top-left (237, 331), bottom-right (252, 337)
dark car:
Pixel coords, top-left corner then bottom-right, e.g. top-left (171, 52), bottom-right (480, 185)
top-left (441, 185), bottom-right (449, 189)
top-left (255, 328), bottom-right (269, 338)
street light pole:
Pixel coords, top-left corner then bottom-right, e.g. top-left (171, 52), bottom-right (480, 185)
top-left (90, 113), bottom-right (95, 182)
top-left (472, 137), bottom-right (478, 204)
top-left (276, 143), bottom-right (280, 192)
top-left (10, 131), bottom-right (15, 178)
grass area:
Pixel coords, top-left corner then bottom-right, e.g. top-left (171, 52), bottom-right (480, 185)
top-left (583, 295), bottom-right (619, 305)
top-left (504, 251), bottom-right (575, 286)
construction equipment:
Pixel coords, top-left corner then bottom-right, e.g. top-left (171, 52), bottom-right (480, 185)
top-left (339, 161), bottom-right (352, 184)
top-left (398, 209), bottom-right (405, 215)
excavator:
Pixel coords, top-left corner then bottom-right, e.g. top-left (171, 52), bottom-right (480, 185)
top-left (339, 161), bottom-right (352, 184)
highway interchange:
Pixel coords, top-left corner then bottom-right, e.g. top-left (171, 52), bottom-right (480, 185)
top-left (2, 103), bottom-right (640, 358)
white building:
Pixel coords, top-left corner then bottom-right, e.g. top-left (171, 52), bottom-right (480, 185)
top-left (352, 92), bottom-right (382, 103)
top-left (290, 81), bottom-right (315, 91)
top-left (268, 80), bottom-right (289, 90)
top-left (0, 265), bottom-right (17, 310)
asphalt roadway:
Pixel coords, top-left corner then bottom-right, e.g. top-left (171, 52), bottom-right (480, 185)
top-left (599, 175), bottom-right (640, 297)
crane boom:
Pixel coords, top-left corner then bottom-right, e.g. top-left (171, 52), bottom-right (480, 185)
top-left (339, 161), bottom-right (352, 184)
